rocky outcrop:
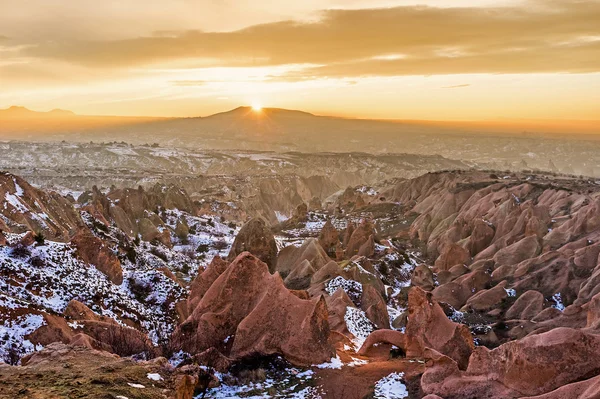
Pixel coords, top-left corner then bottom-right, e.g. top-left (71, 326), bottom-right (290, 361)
top-left (187, 256), bottom-right (229, 313)
top-left (277, 238), bottom-right (331, 287)
top-left (319, 220), bottom-right (340, 256)
top-left (71, 230), bottom-right (123, 284)
top-left (0, 173), bottom-right (83, 241)
top-left (412, 264), bottom-right (435, 291)
top-left (1, 343), bottom-right (194, 399)
top-left (406, 287), bottom-right (474, 369)
top-left (173, 252), bottom-right (335, 366)
top-left (227, 218), bottom-right (278, 273)
top-left (345, 220), bottom-right (375, 258)
top-left (358, 329), bottom-right (407, 356)
top-left (422, 328), bottom-right (600, 398)
top-left (434, 243), bottom-right (470, 271)
top-left (506, 290), bottom-right (545, 320)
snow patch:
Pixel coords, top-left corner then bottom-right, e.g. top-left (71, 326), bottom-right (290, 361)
top-left (374, 372), bottom-right (409, 399)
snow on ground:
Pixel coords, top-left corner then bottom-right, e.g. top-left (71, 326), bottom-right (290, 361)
top-left (344, 307), bottom-right (374, 349)
top-left (325, 276), bottom-right (362, 305)
top-left (0, 313), bottom-right (45, 363)
top-left (204, 367), bottom-right (319, 398)
top-left (552, 292), bottom-right (565, 311)
top-left (0, 233), bottom-right (185, 360)
top-left (373, 372), bottom-right (409, 399)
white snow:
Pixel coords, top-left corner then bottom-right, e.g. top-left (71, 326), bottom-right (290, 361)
top-left (127, 383), bottom-right (145, 389)
top-left (374, 372), bottom-right (409, 399)
top-left (0, 313), bottom-right (46, 363)
top-left (275, 211), bottom-right (290, 222)
top-left (146, 373), bottom-right (163, 381)
top-left (552, 292), bottom-right (565, 311)
top-left (315, 355), bottom-right (344, 369)
top-left (344, 306), bottom-right (374, 348)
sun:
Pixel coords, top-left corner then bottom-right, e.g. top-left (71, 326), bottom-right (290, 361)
top-left (251, 102), bottom-right (263, 112)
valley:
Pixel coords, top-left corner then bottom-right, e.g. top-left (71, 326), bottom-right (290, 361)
top-left (1, 144), bottom-right (600, 397)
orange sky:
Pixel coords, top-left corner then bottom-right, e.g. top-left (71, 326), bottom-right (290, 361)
top-left (0, 0), bottom-right (599, 120)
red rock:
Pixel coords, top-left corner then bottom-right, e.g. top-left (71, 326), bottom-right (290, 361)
top-left (19, 231), bottom-right (35, 246)
top-left (27, 313), bottom-right (74, 347)
top-left (411, 264), bottom-right (434, 291)
top-left (467, 219), bottom-right (495, 256)
top-left (193, 347), bottom-right (232, 372)
top-left (357, 234), bottom-right (375, 257)
top-left (432, 269), bottom-right (491, 309)
top-left (466, 327), bottom-right (600, 396)
top-left (462, 280), bottom-right (508, 312)
top-left (345, 220), bottom-right (375, 258)
top-left (357, 329), bottom-right (407, 356)
top-left (319, 220), bottom-right (340, 256)
top-left (173, 252), bottom-right (335, 366)
top-left (187, 256), bottom-right (229, 313)
top-left (284, 259), bottom-right (317, 290)
top-left (524, 374), bottom-right (600, 399)
top-left (421, 348), bottom-right (520, 399)
top-left (493, 235), bottom-right (541, 267)
top-left (71, 230), bottom-right (123, 284)
top-left (360, 284), bottom-right (390, 329)
top-left (175, 374), bottom-right (199, 399)
top-left (324, 288), bottom-right (356, 336)
top-left (277, 238), bottom-right (330, 285)
top-left (506, 290), bottom-right (545, 320)
top-left (586, 292), bottom-right (600, 329)
top-left (448, 264), bottom-right (469, 279)
top-left (63, 300), bottom-right (153, 357)
top-left (434, 243), bottom-right (470, 271)
top-left (406, 287), bottom-right (474, 369)
top-left (227, 218), bottom-right (278, 273)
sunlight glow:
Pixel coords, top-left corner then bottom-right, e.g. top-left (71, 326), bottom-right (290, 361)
top-left (251, 102), bottom-right (263, 112)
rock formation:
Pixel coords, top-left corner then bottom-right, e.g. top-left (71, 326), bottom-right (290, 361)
top-left (227, 218), bottom-right (278, 272)
top-left (173, 252), bottom-right (335, 366)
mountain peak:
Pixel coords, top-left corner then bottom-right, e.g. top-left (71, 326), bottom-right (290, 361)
top-left (210, 106), bottom-right (317, 119)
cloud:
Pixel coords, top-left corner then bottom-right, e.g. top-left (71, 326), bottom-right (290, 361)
top-left (9, 0), bottom-right (600, 78)
top-left (170, 80), bottom-right (208, 87)
top-left (442, 84), bottom-right (470, 89)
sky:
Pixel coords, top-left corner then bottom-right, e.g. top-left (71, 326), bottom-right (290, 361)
top-left (0, 0), bottom-right (599, 120)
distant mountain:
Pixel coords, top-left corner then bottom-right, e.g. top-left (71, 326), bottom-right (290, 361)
top-left (1, 105), bottom-right (598, 153)
top-left (0, 106), bottom-right (170, 139)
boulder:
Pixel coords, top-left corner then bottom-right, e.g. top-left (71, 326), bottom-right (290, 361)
top-left (462, 281), bottom-right (508, 312)
top-left (506, 290), bottom-right (545, 320)
top-left (227, 218), bottom-right (278, 273)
